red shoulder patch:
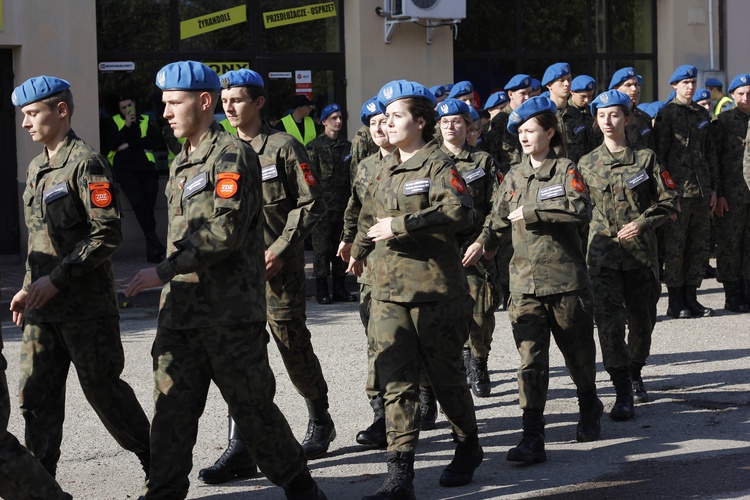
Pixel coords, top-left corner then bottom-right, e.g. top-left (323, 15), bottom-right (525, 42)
top-left (300, 163), bottom-right (317, 186)
top-left (661, 170), bottom-right (676, 190)
top-left (89, 182), bottom-right (113, 208)
top-left (571, 178), bottom-right (586, 193)
top-left (497, 172), bottom-right (504, 184)
top-left (450, 168), bottom-right (466, 194)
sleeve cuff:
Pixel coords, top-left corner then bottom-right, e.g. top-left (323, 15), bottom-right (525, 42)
top-left (522, 204), bottom-right (539, 224)
top-left (390, 215), bottom-right (407, 236)
top-left (156, 258), bottom-right (178, 283)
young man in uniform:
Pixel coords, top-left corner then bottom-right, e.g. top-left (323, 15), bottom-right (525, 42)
top-left (609, 67), bottom-right (656, 150)
top-left (714, 74), bottom-right (750, 312)
top-left (126, 61), bottom-right (325, 500)
top-left (543, 62), bottom-right (593, 162)
top-left (196, 68), bottom-right (334, 485)
top-left (9, 75), bottom-right (151, 480)
top-left (306, 103), bottom-right (356, 304)
top-left (654, 65), bottom-right (718, 319)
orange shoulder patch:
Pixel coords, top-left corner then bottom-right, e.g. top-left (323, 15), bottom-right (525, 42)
top-left (450, 168), bottom-right (466, 194)
top-left (497, 172), bottom-right (504, 184)
top-left (300, 163), bottom-right (317, 186)
top-left (661, 171), bottom-right (676, 190)
top-left (571, 178), bottom-right (586, 193)
top-left (89, 182), bottom-right (113, 208)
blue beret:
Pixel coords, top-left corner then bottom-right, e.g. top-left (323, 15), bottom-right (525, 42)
top-left (443, 83), bottom-right (454, 93)
top-left (693, 88), bottom-right (711, 103)
top-left (484, 91), bottom-right (509, 110)
top-left (705, 77), bottom-right (723, 88)
top-left (469, 107), bottom-right (480, 122)
top-left (636, 102), bottom-right (652, 117)
top-left (360, 96), bottom-right (381, 126)
top-left (12, 76), bottom-right (70, 107)
top-left (666, 90), bottom-right (677, 103)
top-left (448, 80), bottom-right (473, 99)
top-left (505, 74), bottom-right (532, 92)
top-left (430, 85), bottom-right (446, 98)
top-left (609, 67), bottom-right (638, 89)
top-left (530, 78), bottom-right (542, 92)
top-left (542, 62), bottom-right (571, 86)
top-left (156, 61), bottom-right (221, 91)
top-left (507, 96), bottom-right (557, 136)
top-left (377, 80), bottom-right (437, 110)
top-left (540, 90), bottom-right (550, 99)
top-left (571, 75), bottom-right (596, 92)
top-left (220, 69), bottom-right (264, 89)
top-left (436, 98), bottom-right (472, 118)
top-left (651, 101), bottom-right (666, 116)
top-left (320, 103), bottom-right (341, 123)
top-left (728, 74), bottom-right (750, 93)
top-left (669, 65), bottom-right (697, 85)
top-left (637, 75), bottom-right (643, 86)
top-left (589, 90), bottom-right (631, 115)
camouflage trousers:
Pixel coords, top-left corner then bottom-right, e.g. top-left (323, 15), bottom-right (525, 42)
top-left (509, 289), bottom-right (597, 411)
top-left (311, 209), bottom-right (347, 278)
top-left (663, 196), bottom-right (712, 288)
top-left (359, 283), bottom-right (381, 399)
top-left (369, 296), bottom-right (477, 453)
top-left (266, 265), bottom-right (329, 402)
top-left (591, 267), bottom-right (658, 373)
top-left (716, 203), bottom-right (750, 282)
top-left (0, 351), bottom-right (70, 500)
top-left (146, 322), bottom-right (306, 499)
top-left (18, 317), bottom-right (150, 476)
top-left (465, 273), bottom-right (498, 359)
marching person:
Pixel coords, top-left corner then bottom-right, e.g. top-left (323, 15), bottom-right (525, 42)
top-left (543, 62), bottom-right (593, 162)
top-left (579, 90), bottom-right (678, 417)
top-left (126, 61), bottom-right (326, 500)
top-left (349, 80), bottom-right (483, 498)
top-left (9, 75), bottom-right (151, 480)
top-left (483, 96), bottom-right (601, 465)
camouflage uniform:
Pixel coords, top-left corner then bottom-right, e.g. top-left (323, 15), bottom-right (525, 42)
top-left (350, 141), bottom-right (478, 452)
top-left (342, 151), bottom-right (383, 397)
top-left (146, 122), bottom-right (306, 499)
top-left (442, 143), bottom-right (500, 359)
top-left (483, 151), bottom-right (596, 411)
top-left (578, 143), bottom-right (677, 373)
top-left (653, 98), bottom-right (718, 288)
top-left (250, 122), bottom-right (329, 402)
top-left (349, 124), bottom-right (378, 183)
top-left (0, 300), bottom-right (71, 500)
top-left (554, 103), bottom-right (593, 163)
top-left (713, 107), bottom-right (750, 283)
top-left (586, 106), bottom-right (655, 153)
top-left (306, 133), bottom-right (352, 279)
top-left (18, 131), bottom-right (150, 476)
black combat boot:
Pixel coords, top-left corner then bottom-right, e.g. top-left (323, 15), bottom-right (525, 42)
top-left (576, 390), bottom-right (603, 442)
top-left (723, 281), bottom-right (749, 313)
top-left (666, 286), bottom-right (692, 319)
top-left (501, 283), bottom-right (511, 310)
top-left (198, 417), bottom-right (257, 484)
top-left (439, 432), bottom-right (484, 487)
top-left (684, 286), bottom-right (714, 317)
top-left (332, 276), bottom-right (357, 302)
top-left (471, 356), bottom-right (491, 398)
top-left (285, 468), bottom-right (328, 500)
top-left (356, 396), bottom-right (387, 447)
top-left (507, 409), bottom-right (546, 463)
top-left (419, 386), bottom-right (437, 431)
top-left (609, 369), bottom-right (635, 421)
top-left (462, 347), bottom-right (473, 386)
top-left (301, 398), bottom-right (336, 459)
top-left (741, 280), bottom-right (750, 305)
top-left (316, 277), bottom-right (332, 304)
top-left (136, 450), bottom-right (150, 481)
top-left (363, 451), bottom-right (416, 500)
top-left (145, 232), bottom-right (166, 264)
top-left (630, 366), bottom-right (649, 403)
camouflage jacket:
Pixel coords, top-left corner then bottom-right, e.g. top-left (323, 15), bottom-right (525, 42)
top-left (555, 102), bottom-right (593, 163)
top-left (351, 140), bottom-right (474, 302)
top-left (714, 107), bottom-right (750, 203)
top-left (22, 130), bottom-right (121, 321)
top-left (442, 143), bottom-right (500, 280)
top-left (248, 121), bottom-right (324, 265)
top-left (349, 125), bottom-right (378, 183)
top-left (156, 122), bottom-right (266, 329)
top-left (578, 143), bottom-right (678, 274)
top-left (653, 98), bottom-right (718, 198)
top-left (483, 151), bottom-right (591, 296)
top-left (484, 107), bottom-right (522, 172)
top-left (306, 133), bottom-right (352, 212)
top-left (629, 106), bottom-right (655, 150)
top-left (342, 150), bottom-right (385, 285)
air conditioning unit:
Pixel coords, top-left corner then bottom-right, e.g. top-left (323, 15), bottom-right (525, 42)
top-left (385, 0), bottom-right (466, 20)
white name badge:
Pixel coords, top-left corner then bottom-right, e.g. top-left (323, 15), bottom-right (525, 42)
top-left (262, 165), bottom-right (279, 181)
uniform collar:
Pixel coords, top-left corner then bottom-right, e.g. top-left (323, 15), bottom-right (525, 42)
top-left (441, 142), bottom-right (472, 160)
top-left (388, 139), bottom-right (440, 172)
top-left (250, 120), bottom-right (273, 153)
top-left (181, 121), bottom-right (223, 165)
top-left (46, 130), bottom-right (78, 169)
top-left (519, 149), bottom-right (559, 180)
top-left (598, 143), bottom-right (634, 167)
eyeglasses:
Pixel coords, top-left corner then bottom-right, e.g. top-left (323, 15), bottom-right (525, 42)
top-left (440, 119), bottom-right (464, 128)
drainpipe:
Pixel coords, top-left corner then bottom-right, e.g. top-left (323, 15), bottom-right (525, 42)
top-left (708, 0), bottom-right (715, 69)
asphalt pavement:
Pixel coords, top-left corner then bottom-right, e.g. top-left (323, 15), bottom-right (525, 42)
top-left (1, 273), bottom-right (749, 499)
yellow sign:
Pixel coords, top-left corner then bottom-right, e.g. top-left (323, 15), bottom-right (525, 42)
top-left (203, 62), bottom-right (251, 75)
top-left (181, 5), bottom-right (247, 40)
top-left (263, 2), bottom-right (337, 29)
top-left (0, 1), bottom-right (4, 31)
